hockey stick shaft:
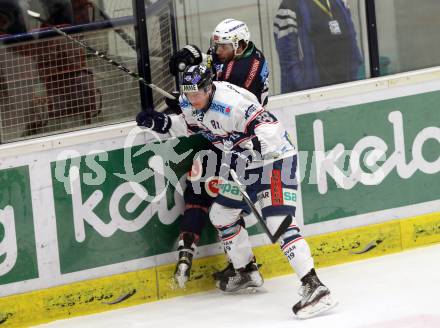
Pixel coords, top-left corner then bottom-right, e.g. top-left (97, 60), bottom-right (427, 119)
top-left (230, 169), bottom-right (292, 243)
top-left (95, 7), bottom-right (137, 51)
top-left (27, 10), bottom-right (176, 100)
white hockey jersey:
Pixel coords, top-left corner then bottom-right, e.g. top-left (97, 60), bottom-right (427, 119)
top-left (169, 81), bottom-right (296, 166)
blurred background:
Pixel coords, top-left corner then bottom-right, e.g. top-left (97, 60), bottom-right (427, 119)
top-left (0, 0), bottom-right (439, 143)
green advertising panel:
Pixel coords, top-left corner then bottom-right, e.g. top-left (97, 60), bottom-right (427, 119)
top-left (0, 166), bottom-right (38, 285)
top-left (297, 91), bottom-right (440, 224)
top-left (51, 135), bottom-right (224, 274)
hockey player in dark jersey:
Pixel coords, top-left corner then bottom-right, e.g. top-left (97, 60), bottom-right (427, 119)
top-left (167, 19), bottom-right (270, 289)
top-left (169, 19), bottom-right (269, 105)
top-left (209, 19), bottom-right (269, 106)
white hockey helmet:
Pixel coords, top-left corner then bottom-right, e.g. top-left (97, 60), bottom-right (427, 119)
top-left (212, 19), bottom-right (250, 51)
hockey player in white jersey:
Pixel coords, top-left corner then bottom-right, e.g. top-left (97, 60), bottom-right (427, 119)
top-left (167, 19), bottom-right (270, 288)
top-left (136, 64), bottom-right (337, 319)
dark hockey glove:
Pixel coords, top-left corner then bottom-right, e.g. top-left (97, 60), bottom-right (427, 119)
top-left (208, 45), bottom-right (221, 65)
top-left (136, 111), bottom-right (171, 134)
top-left (164, 91), bottom-right (182, 114)
top-left (169, 45), bottom-right (203, 75)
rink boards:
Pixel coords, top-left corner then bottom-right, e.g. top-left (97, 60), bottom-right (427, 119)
top-left (1, 212), bottom-right (439, 327)
top-left (0, 67), bottom-right (440, 327)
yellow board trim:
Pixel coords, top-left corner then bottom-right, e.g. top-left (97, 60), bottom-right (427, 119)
top-left (0, 212), bottom-right (439, 327)
top-left (400, 212), bottom-right (440, 249)
top-left (0, 269), bottom-right (158, 327)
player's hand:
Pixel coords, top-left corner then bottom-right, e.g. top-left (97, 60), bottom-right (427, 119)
top-left (219, 151), bottom-right (251, 181)
top-left (164, 91), bottom-right (182, 114)
top-left (229, 149), bottom-right (253, 172)
top-left (136, 111), bottom-right (171, 134)
top-left (169, 45), bottom-right (202, 75)
top-left (208, 45), bottom-right (221, 65)
top-left (220, 144), bottom-right (253, 179)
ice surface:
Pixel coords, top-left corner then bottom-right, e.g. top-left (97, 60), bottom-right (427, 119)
top-left (37, 244), bottom-right (440, 328)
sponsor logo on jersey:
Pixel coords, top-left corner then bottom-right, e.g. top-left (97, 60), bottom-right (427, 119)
top-left (205, 176), bottom-right (220, 197)
top-left (244, 58), bottom-right (260, 89)
top-left (224, 61), bottom-right (234, 80)
top-left (257, 188), bottom-right (297, 209)
top-left (271, 169), bottom-right (283, 206)
top-left (245, 105), bottom-right (258, 120)
top-left (210, 101), bottom-right (232, 116)
top-left (218, 180), bottom-right (243, 201)
top-left (256, 111), bottom-right (276, 123)
top-left (180, 98), bottom-right (191, 108)
top-left (192, 109), bottom-right (204, 121)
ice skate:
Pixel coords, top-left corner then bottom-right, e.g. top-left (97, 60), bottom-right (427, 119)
top-left (292, 269), bottom-right (337, 319)
top-left (174, 234), bottom-right (196, 288)
top-left (212, 261), bottom-right (235, 281)
top-left (217, 260), bottom-right (263, 293)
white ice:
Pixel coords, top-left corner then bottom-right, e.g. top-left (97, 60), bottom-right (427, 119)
top-left (37, 244), bottom-right (440, 328)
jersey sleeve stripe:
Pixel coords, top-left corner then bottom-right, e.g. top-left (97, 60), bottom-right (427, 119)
top-left (244, 108), bottom-right (265, 133)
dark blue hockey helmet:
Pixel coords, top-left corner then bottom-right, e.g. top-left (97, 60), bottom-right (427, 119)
top-left (180, 64), bottom-right (213, 94)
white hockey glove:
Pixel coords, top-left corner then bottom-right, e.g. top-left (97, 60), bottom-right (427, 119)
top-left (220, 142), bottom-right (254, 179)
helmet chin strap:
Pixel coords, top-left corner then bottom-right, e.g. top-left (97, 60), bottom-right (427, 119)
top-left (233, 42), bottom-right (248, 59)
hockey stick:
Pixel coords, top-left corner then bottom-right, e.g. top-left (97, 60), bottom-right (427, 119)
top-left (230, 169), bottom-right (292, 243)
top-left (95, 7), bottom-right (137, 51)
top-left (26, 10), bottom-right (176, 100)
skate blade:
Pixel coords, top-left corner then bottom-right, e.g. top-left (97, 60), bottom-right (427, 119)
top-left (174, 274), bottom-right (189, 289)
top-left (221, 286), bottom-right (267, 295)
top-left (173, 262), bottom-right (190, 289)
top-left (217, 279), bottom-right (265, 294)
top-left (295, 295), bottom-right (338, 319)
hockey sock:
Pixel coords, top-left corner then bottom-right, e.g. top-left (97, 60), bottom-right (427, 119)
top-left (281, 233), bottom-right (314, 279)
top-left (267, 215), bottom-right (314, 279)
top-left (218, 221), bottom-right (254, 269)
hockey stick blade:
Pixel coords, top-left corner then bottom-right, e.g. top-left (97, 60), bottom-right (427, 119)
top-left (230, 169), bottom-right (291, 243)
